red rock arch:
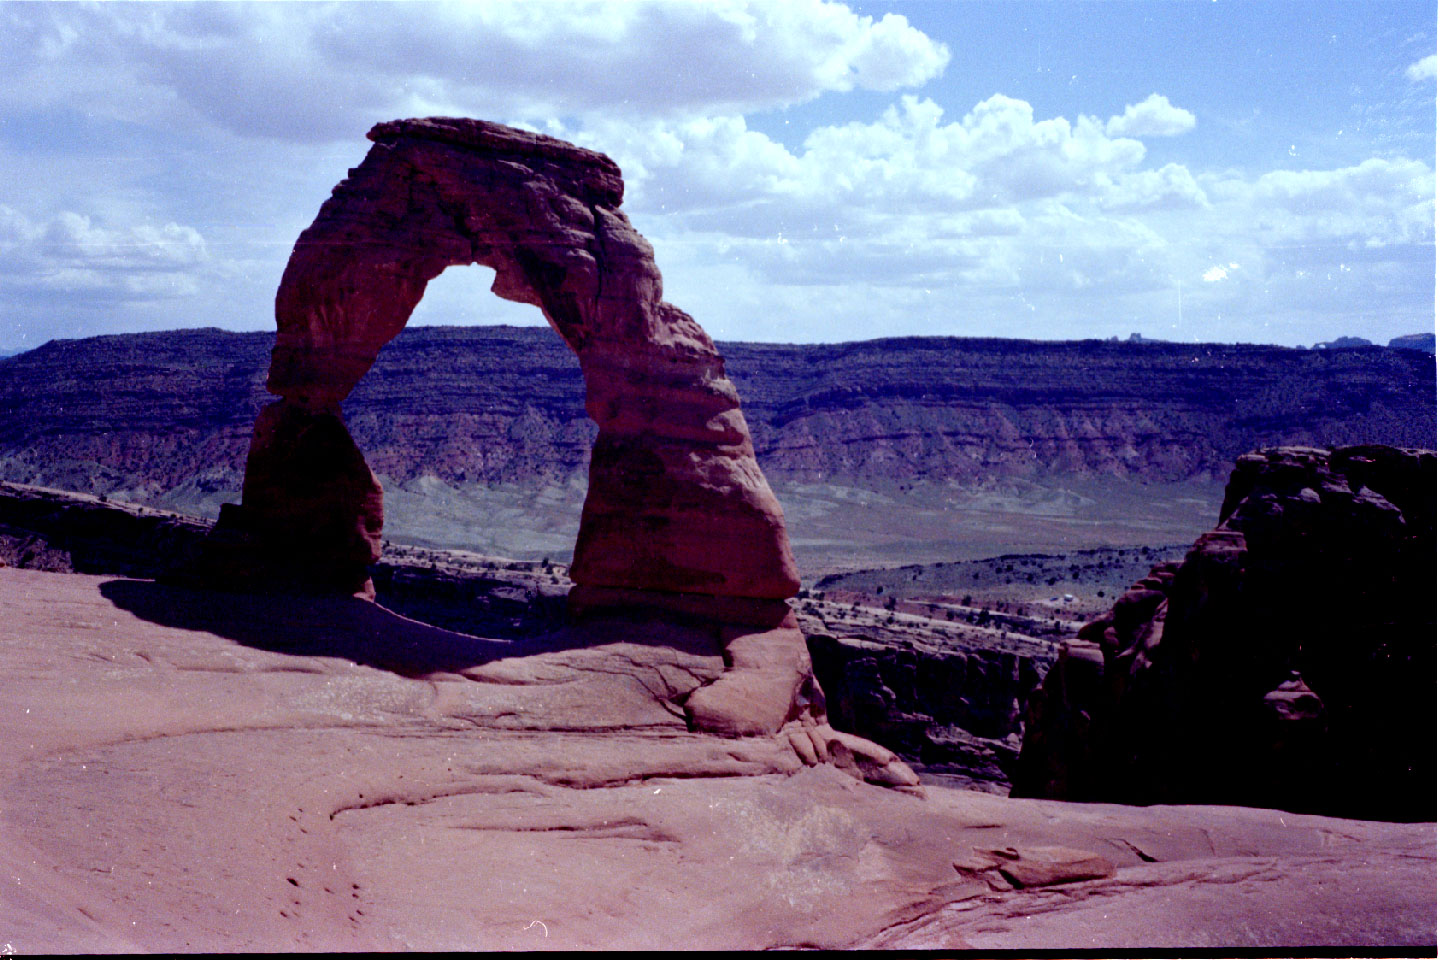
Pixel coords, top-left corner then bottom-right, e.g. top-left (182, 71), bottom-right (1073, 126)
top-left (228, 118), bottom-right (799, 607)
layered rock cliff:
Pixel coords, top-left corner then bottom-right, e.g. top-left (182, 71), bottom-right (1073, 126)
top-left (0, 328), bottom-right (1433, 505)
top-left (1012, 444), bottom-right (1437, 821)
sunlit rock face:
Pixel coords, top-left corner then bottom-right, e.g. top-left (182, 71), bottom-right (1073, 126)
top-left (220, 118), bottom-right (799, 603)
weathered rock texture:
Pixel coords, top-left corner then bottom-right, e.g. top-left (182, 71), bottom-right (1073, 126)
top-left (4, 565), bottom-right (1434, 951)
top-left (1013, 444), bottom-right (1437, 821)
top-left (0, 481), bottom-right (210, 578)
top-left (804, 627), bottom-right (1052, 791)
top-left (0, 481), bottom-right (906, 782)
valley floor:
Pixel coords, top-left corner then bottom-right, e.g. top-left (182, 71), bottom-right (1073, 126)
top-left (2, 567), bottom-right (1432, 952)
top-left (124, 473), bottom-right (1227, 577)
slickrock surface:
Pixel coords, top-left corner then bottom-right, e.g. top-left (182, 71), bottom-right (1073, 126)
top-left (1015, 444), bottom-right (1437, 821)
top-left (2, 566), bottom-right (1433, 951)
top-left (0, 480), bottom-right (1030, 790)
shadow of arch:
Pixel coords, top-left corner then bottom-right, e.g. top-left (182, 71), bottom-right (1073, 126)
top-left (208, 118), bottom-right (800, 611)
top-left (100, 578), bottom-right (516, 677)
top-left (98, 578), bottom-right (728, 680)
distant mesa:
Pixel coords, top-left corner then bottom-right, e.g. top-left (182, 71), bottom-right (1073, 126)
top-left (1311, 335), bottom-right (1373, 349)
top-left (2, 326), bottom-right (1434, 517)
top-left (1014, 443), bottom-right (1437, 821)
top-left (1311, 332), bottom-right (1436, 353)
top-left (1388, 332), bottom-right (1436, 353)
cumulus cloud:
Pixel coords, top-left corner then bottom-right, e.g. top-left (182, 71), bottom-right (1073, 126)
top-left (1202, 262), bottom-right (1240, 283)
top-left (0, 205), bottom-right (209, 304)
top-left (0, 2), bottom-right (1431, 349)
top-left (1, 1), bottom-right (949, 141)
top-left (1213, 157), bottom-right (1435, 246)
top-left (1405, 53), bottom-right (1437, 82)
top-left (561, 90), bottom-right (1431, 340)
top-left (1104, 94), bottom-right (1196, 138)
top-left (1097, 164), bottom-right (1209, 212)
top-left (801, 95), bottom-right (1147, 207)
top-left (586, 93), bottom-right (1154, 234)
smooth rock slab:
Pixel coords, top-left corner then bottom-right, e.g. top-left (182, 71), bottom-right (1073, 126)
top-left (956, 845), bottom-right (1117, 889)
top-left (1, 568), bottom-right (1433, 952)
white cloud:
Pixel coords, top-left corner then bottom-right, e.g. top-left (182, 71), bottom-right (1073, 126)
top-left (554, 91), bottom-right (1433, 343)
top-left (586, 93), bottom-right (1153, 233)
top-left (1104, 94), bottom-right (1196, 138)
top-left (1, 1), bottom-right (949, 142)
top-left (0, 2), bottom-right (1431, 351)
top-left (1405, 53), bottom-right (1437, 82)
top-left (0, 205), bottom-right (209, 304)
top-left (1098, 164), bottom-right (1209, 212)
top-left (1213, 157), bottom-right (1435, 246)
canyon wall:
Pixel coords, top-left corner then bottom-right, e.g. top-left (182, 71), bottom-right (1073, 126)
top-left (1, 327), bottom-right (1432, 504)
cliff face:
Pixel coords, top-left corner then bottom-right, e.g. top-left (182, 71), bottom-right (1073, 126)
top-left (0, 327), bottom-right (1434, 501)
top-left (803, 627), bottom-right (1051, 792)
top-left (0, 329), bottom-right (271, 499)
top-left (1012, 444), bottom-right (1437, 821)
top-left (728, 337), bottom-right (1435, 485)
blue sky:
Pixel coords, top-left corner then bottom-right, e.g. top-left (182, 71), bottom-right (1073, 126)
top-left (0, 0), bottom-right (1434, 353)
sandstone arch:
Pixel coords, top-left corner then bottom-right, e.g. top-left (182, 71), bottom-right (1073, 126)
top-left (206, 119), bottom-right (921, 769)
top-left (227, 117), bottom-right (799, 608)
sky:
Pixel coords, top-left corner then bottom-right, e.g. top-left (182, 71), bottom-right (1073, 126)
top-left (0, 0), bottom-right (1435, 353)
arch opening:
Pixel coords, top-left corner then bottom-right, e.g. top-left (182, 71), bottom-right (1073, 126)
top-left (406, 263), bottom-right (551, 332)
top-left (344, 262), bottom-right (589, 563)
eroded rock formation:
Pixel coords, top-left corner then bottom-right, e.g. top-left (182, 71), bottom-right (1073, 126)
top-left (8, 563), bottom-right (1435, 950)
top-left (204, 118), bottom-right (866, 749)
top-left (217, 118), bottom-right (797, 603)
top-left (1013, 444), bottom-right (1437, 820)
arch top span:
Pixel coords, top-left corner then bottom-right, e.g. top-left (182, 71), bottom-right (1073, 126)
top-left (271, 117), bottom-right (659, 407)
top-left (369, 117), bottom-right (626, 206)
top-left (228, 117), bottom-right (800, 606)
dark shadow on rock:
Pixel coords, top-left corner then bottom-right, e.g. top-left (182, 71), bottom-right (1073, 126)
top-left (100, 578), bottom-right (520, 676)
top-left (98, 578), bottom-right (727, 678)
